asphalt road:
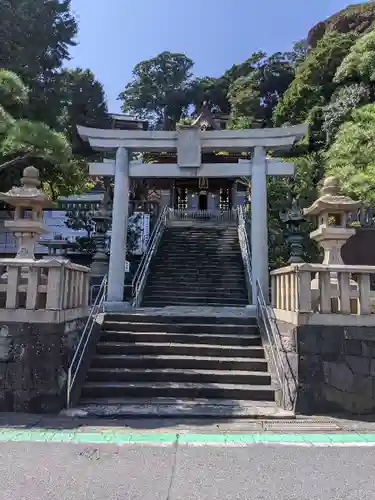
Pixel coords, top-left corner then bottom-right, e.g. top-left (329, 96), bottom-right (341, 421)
top-left (0, 441), bottom-right (374, 500)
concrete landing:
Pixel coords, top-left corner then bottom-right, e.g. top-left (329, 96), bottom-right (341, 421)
top-left (69, 398), bottom-right (293, 419)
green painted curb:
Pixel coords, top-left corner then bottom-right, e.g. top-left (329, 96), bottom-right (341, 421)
top-left (0, 428), bottom-right (375, 445)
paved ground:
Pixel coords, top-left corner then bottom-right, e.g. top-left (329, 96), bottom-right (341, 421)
top-left (1, 440), bottom-right (375, 500)
top-left (1, 414), bottom-right (375, 499)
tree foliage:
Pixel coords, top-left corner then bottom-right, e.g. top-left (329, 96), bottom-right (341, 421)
top-left (325, 104), bottom-right (375, 206)
top-left (0, 0), bottom-right (109, 198)
top-left (0, 0), bottom-right (77, 79)
top-left (0, 69), bottom-right (90, 198)
top-left (273, 33), bottom-right (356, 125)
top-left (322, 83), bottom-right (370, 143)
top-left (119, 51), bottom-right (194, 130)
top-left (228, 52), bottom-right (295, 127)
top-left (58, 68), bottom-right (108, 155)
top-left (334, 30), bottom-right (375, 86)
top-left (0, 0), bottom-right (78, 129)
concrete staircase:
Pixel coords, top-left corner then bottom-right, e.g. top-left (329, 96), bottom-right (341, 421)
top-left (142, 225), bottom-right (249, 307)
top-left (77, 313), bottom-right (280, 417)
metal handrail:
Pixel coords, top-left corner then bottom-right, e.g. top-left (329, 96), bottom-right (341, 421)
top-left (132, 206), bottom-right (169, 308)
top-left (237, 205), bottom-right (252, 304)
top-left (66, 274), bottom-right (107, 408)
top-left (255, 278), bottom-right (295, 411)
top-left (131, 206), bottom-right (168, 288)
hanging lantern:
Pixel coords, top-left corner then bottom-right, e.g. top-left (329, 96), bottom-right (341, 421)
top-left (199, 177), bottom-right (209, 190)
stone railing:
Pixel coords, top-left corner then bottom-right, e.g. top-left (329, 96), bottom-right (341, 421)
top-left (0, 258), bottom-right (90, 323)
top-left (270, 264), bottom-right (375, 326)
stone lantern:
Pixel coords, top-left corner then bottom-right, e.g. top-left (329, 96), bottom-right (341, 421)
top-left (41, 234), bottom-right (77, 262)
top-left (304, 176), bottom-right (361, 266)
top-left (304, 176), bottom-right (361, 311)
top-left (280, 198), bottom-right (306, 264)
top-left (0, 166), bottom-right (55, 261)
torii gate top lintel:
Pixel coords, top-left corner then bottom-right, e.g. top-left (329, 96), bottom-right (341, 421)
top-left (77, 124), bottom-right (308, 154)
top-left (78, 123), bottom-right (308, 179)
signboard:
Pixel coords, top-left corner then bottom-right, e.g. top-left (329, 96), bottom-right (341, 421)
top-left (132, 212), bottom-right (150, 256)
top-left (125, 260), bottom-right (130, 273)
top-left (142, 214), bottom-right (150, 253)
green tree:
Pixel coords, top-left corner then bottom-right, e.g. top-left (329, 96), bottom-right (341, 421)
top-left (334, 30), bottom-right (375, 87)
top-left (287, 40), bottom-right (309, 69)
top-left (273, 33), bottom-right (356, 126)
top-left (267, 153), bottom-right (323, 267)
top-left (58, 68), bottom-right (108, 156)
top-left (0, 70), bottom-right (87, 198)
top-left (119, 51), bottom-right (194, 130)
top-left (0, 0), bottom-right (77, 128)
top-left (0, 0), bottom-right (77, 76)
top-left (189, 76), bottom-right (231, 114)
top-left (229, 52), bottom-right (295, 127)
top-left (325, 104), bottom-right (375, 205)
top-left (322, 83), bottom-right (370, 143)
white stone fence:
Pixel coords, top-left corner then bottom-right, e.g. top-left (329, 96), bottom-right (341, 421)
top-left (270, 264), bottom-right (375, 326)
top-left (0, 259), bottom-right (90, 323)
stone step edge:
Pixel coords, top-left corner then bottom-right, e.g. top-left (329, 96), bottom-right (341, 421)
top-left (103, 322), bottom-right (258, 329)
top-left (92, 354), bottom-right (267, 363)
top-left (83, 381), bottom-right (274, 391)
top-left (96, 342), bottom-right (264, 350)
top-left (74, 401), bottom-right (291, 419)
top-left (101, 330), bottom-right (260, 337)
top-left (88, 368), bottom-right (271, 376)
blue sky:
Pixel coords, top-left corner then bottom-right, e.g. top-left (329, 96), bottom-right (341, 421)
top-left (67, 0), bottom-right (363, 112)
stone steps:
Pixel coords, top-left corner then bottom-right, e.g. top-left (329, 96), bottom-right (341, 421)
top-left (96, 341), bottom-right (265, 358)
top-left (152, 258), bottom-right (244, 266)
top-left (150, 263), bottom-right (245, 271)
top-left (146, 275), bottom-right (246, 284)
top-left (103, 320), bottom-right (258, 334)
top-left (143, 284), bottom-right (246, 293)
top-left (100, 331), bottom-right (262, 345)
top-left (142, 299), bottom-right (249, 307)
top-left (145, 280), bottom-right (246, 290)
top-left (87, 368), bottom-right (271, 385)
top-left (142, 295), bottom-right (248, 306)
top-left (81, 381), bottom-right (274, 401)
top-left (76, 310), bottom-right (276, 414)
top-left (103, 314), bottom-right (257, 325)
top-left (142, 292), bottom-right (248, 303)
top-left (141, 224), bottom-right (249, 308)
top-left (76, 398), bottom-right (292, 419)
top-left (90, 354), bottom-right (269, 371)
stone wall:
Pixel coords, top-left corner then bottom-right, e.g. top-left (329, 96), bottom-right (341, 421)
top-left (0, 318), bottom-right (87, 413)
top-left (276, 322), bottom-right (375, 415)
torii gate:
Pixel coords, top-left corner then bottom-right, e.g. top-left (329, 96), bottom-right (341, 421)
top-left (77, 124), bottom-right (307, 307)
